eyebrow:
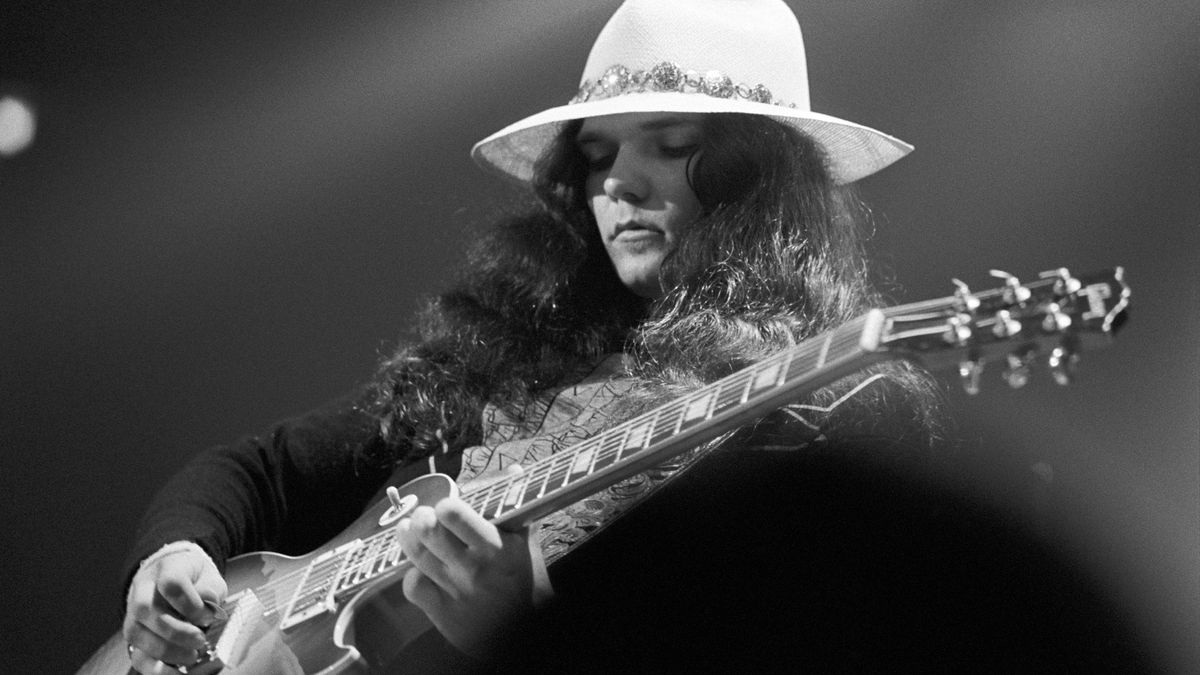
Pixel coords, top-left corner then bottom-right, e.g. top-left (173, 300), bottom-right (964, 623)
top-left (576, 116), bottom-right (702, 144)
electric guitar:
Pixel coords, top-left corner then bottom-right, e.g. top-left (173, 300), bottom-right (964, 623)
top-left (79, 267), bottom-right (1130, 674)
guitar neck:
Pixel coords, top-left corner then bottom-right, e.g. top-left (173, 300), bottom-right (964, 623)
top-left (460, 266), bottom-right (1132, 530)
top-left (464, 310), bottom-right (891, 530)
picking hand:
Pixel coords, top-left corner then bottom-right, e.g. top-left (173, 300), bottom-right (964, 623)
top-left (123, 543), bottom-right (226, 674)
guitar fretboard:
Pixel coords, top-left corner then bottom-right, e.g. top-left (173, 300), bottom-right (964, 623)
top-left (465, 311), bottom-right (885, 529)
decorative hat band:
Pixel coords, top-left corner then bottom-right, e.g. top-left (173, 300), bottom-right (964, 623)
top-left (570, 62), bottom-right (797, 109)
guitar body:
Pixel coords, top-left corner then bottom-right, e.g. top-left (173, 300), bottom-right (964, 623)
top-left (79, 473), bottom-right (455, 675)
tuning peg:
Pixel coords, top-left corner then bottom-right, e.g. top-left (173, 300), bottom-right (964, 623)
top-left (989, 269), bottom-right (1032, 305)
top-left (1048, 344), bottom-right (1079, 385)
top-left (942, 313), bottom-right (973, 345)
top-left (951, 278), bottom-right (981, 314)
top-left (1003, 349), bottom-right (1035, 389)
top-left (1039, 268), bottom-right (1082, 297)
top-left (992, 309), bottom-right (1022, 338)
top-left (1042, 302), bottom-right (1072, 332)
top-left (959, 359), bottom-right (983, 395)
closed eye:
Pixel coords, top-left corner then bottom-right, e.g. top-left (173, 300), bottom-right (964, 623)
top-left (577, 140), bottom-right (614, 171)
top-left (582, 151), bottom-right (614, 171)
top-left (660, 143), bottom-right (699, 159)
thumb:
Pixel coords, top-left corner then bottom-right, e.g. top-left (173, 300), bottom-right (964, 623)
top-left (192, 558), bottom-right (227, 626)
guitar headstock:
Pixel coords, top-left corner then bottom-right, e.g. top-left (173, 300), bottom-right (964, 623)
top-left (880, 267), bottom-right (1130, 393)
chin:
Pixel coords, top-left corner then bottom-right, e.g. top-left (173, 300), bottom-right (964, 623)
top-left (620, 275), bottom-right (663, 299)
top-left (609, 252), bottom-right (668, 298)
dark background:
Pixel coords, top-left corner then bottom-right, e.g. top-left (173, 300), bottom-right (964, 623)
top-left (2, 1), bottom-right (1196, 672)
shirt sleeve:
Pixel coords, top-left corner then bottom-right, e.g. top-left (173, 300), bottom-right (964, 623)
top-left (121, 386), bottom-right (397, 587)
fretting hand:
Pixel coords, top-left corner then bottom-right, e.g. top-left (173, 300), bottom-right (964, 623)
top-left (396, 485), bottom-right (552, 657)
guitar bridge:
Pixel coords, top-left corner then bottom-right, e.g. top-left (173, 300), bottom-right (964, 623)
top-left (179, 590), bottom-right (265, 674)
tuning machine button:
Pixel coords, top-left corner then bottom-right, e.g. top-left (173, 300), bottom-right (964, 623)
top-left (989, 269), bottom-right (1032, 306)
top-left (1048, 344), bottom-right (1079, 385)
top-left (992, 309), bottom-right (1022, 338)
top-left (1039, 267), bottom-right (1083, 297)
top-left (943, 314), bottom-right (973, 345)
top-left (959, 359), bottom-right (984, 395)
top-left (1002, 348), bottom-right (1036, 389)
top-left (951, 278), bottom-right (981, 314)
top-left (1042, 302), bottom-right (1072, 332)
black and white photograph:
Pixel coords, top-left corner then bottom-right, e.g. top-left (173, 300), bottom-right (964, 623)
top-left (2, 1), bottom-right (1196, 672)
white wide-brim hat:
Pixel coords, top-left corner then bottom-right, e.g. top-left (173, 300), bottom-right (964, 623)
top-left (472, 0), bottom-right (913, 185)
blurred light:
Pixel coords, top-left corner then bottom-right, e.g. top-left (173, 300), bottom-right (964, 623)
top-left (0, 94), bottom-right (37, 157)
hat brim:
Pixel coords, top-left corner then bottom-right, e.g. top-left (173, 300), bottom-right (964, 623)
top-left (471, 92), bottom-right (913, 185)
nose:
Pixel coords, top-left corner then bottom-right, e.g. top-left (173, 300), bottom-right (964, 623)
top-left (602, 148), bottom-right (648, 204)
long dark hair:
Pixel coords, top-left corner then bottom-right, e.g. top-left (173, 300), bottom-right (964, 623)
top-left (368, 113), bottom-right (942, 468)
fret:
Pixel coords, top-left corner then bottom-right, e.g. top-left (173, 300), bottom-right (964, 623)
top-left (464, 487), bottom-right (487, 515)
top-left (787, 332), bottom-right (842, 383)
top-left (812, 323), bottom-right (859, 371)
top-left (749, 356), bottom-right (786, 394)
top-left (477, 482), bottom-right (507, 519)
top-left (713, 369), bottom-right (753, 414)
top-left (564, 436), bottom-right (604, 482)
top-left (686, 389), bottom-right (710, 420)
top-left (345, 537), bottom-right (380, 587)
top-left (521, 469), bottom-right (547, 504)
top-left (484, 482), bottom-right (513, 519)
top-left (588, 427), bottom-right (627, 473)
top-left (542, 452), bottom-right (574, 493)
top-left (325, 530), bottom-right (409, 598)
top-left (502, 476), bottom-right (529, 508)
top-left (568, 442), bottom-right (599, 481)
top-left (815, 331), bottom-right (832, 368)
top-left (590, 440), bottom-right (622, 472)
top-left (648, 398), bottom-right (688, 446)
top-left (598, 427), bottom-right (627, 458)
top-left (784, 348), bottom-right (813, 382)
top-left (523, 459), bottom-right (553, 501)
top-left (677, 389), bottom-right (717, 431)
top-left (383, 531), bottom-right (403, 569)
top-left (620, 418), bottom-right (653, 454)
top-left (372, 530), bottom-right (399, 577)
top-left (366, 534), bottom-right (386, 581)
top-left (466, 483), bottom-right (488, 516)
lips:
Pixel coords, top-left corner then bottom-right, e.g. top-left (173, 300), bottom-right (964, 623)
top-left (613, 220), bottom-right (662, 239)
